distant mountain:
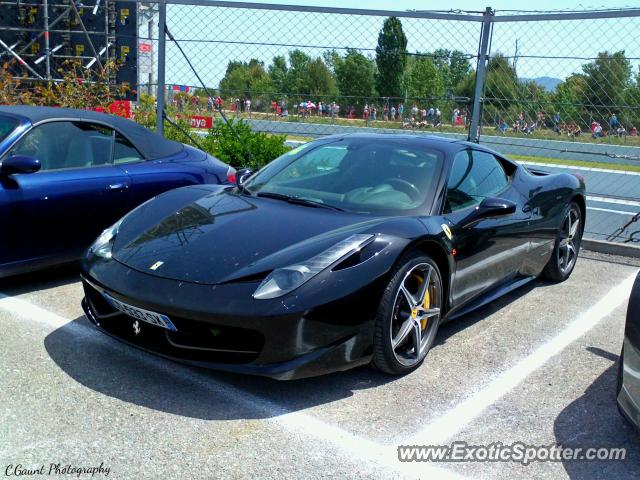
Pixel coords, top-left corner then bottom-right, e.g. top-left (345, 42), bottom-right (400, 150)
top-left (520, 76), bottom-right (562, 92)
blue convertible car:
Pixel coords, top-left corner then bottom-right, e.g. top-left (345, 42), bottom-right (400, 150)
top-left (0, 106), bottom-right (232, 278)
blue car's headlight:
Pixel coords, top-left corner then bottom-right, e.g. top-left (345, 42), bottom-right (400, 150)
top-left (252, 234), bottom-right (374, 300)
top-left (88, 219), bottom-right (123, 260)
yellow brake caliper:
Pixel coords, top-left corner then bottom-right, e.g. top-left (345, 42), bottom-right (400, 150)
top-left (421, 288), bottom-right (430, 330)
top-left (412, 274), bottom-right (430, 330)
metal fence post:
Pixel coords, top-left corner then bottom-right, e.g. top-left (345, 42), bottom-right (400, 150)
top-left (43, 0), bottom-right (51, 81)
top-left (156, 0), bottom-right (167, 136)
top-left (468, 7), bottom-right (493, 143)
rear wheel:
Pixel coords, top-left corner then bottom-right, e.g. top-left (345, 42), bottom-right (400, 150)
top-left (372, 252), bottom-right (443, 375)
top-left (542, 201), bottom-right (582, 282)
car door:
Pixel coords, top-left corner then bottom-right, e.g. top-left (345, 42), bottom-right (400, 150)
top-left (111, 131), bottom-right (204, 208)
top-left (443, 149), bottom-right (531, 306)
top-left (2, 120), bottom-right (132, 265)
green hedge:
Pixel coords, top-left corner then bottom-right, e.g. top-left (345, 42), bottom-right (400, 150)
top-left (198, 119), bottom-right (290, 170)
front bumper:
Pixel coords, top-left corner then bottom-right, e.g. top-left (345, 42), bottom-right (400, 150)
top-left (80, 259), bottom-right (380, 379)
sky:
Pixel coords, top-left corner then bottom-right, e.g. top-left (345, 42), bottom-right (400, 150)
top-left (220, 0), bottom-right (638, 10)
top-left (159, 0), bottom-right (640, 91)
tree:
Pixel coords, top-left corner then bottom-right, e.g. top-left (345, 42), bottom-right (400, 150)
top-left (430, 49), bottom-right (471, 95)
top-left (582, 51), bottom-right (632, 119)
top-left (300, 57), bottom-right (337, 97)
top-left (403, 57), bottom-right (444, 103)
top-left (621, 66), bottom-right (640, 128)
top-left (375, 16), bottom-right (408, 99)
top-left (552, 74), bottom-right (588, 125)
top-left (449, 51), bottom-right (472, 92)
top-left (219, 58), bottom-right (272, 100)
top-left (334, 49), bottom-right (376, 111)
top-left (268, 55), bottom-right (289, 94)
top-left (483, 53), bottom-right (519, 113)
top-left (286, 49), bottom-right (312, 94)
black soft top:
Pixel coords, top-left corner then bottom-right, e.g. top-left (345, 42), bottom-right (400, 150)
top-left (0, 105), bottom-right (184, 159)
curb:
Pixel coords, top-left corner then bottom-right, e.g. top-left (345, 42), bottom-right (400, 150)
top-left (582, 239), bottom-right (640, 258)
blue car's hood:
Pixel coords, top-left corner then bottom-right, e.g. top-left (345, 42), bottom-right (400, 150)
top-left (112, 188), bottom-right (389, 284)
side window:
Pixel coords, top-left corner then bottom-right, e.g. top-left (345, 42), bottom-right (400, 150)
top-left (445, 150), bottom-right (509, 213)
top-left (8, 121), bottom-right (114, 171)
top-left (113, 132), bottom-right (143, 164)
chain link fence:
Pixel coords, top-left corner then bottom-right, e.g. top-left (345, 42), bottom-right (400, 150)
top-left (2, 1), bottom-right (640, 244)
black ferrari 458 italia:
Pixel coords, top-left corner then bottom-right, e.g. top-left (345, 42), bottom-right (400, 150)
top-left (80, 134), bottom-right (586, 379)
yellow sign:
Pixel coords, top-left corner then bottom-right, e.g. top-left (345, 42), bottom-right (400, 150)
top-left (149, 261), bottom-right (164, 271)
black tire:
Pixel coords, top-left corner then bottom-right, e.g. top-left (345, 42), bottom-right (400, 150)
top-left (616, 346), bottom-right (628, 420)
top-left (542, 201), bottom-right (582, 282)
top-left (372, 251), bottom-right (443, 375)
top-left (616, 346), bottom-right (624, 398)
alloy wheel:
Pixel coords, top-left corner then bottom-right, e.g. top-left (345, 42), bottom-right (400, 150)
top-left (390, 263), bottom-right (442, 367)
top-left (558, 206), bottom-right (581, 275)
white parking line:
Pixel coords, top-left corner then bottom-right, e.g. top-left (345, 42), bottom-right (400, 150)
top-left (588, 195), bottom-right (640, 208)
top-left (0, 291), bottom-right (462, 480)
top-left (403, 270), bottom-right (638, 447)
top-left (587, 206), bottom-right (638, 215)
top-left (0, 294), bottom-right (77, 330)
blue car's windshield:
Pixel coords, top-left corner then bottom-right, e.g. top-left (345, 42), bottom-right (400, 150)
top-left (244, 137), bottom-right (445, 216)
top-left (0, 115), bottom-right (19, 144)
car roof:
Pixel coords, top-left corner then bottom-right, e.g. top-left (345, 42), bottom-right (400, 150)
top-left (0, 105), bottom-right (184, 159)
top-left (316, 133), bottom-right (510, 158)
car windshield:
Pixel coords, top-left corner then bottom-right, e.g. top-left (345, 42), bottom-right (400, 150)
top-left (243, 137), bottom-right (445, 215)
top-left (0, 115), bottom-right (19, 144)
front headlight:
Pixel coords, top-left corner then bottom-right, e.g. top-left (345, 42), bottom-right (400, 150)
top-left (88, 218), bottom-right (123, 259)
top-left (252, 234), bottom-right (374, 300)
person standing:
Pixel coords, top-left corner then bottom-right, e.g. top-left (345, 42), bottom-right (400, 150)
top-left (553, 112), bottom-right (561, 133)
top-left (411, 104), bottom-right (418, 120)
top-left (390, 105), bottom-right (396, 121)
top-left (610, 112), bottom-right (619, 132)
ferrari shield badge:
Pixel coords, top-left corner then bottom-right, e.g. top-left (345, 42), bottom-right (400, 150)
top-left (441, 224), bottom-right (453, 241)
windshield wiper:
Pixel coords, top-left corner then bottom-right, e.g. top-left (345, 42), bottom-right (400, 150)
top-left (256, 191), bottom-right (344, 211)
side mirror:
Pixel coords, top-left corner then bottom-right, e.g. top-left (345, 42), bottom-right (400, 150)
top-left (461, 197), bottom-right (516, 228)
top-left (0, 155), bottom-right (41, 175)
top-left (236, 168), bottom-right (254, 187)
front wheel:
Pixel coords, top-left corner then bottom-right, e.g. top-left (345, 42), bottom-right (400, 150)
top-left (372, 252), bottom-right (443, 375)
top-left (542, 201), bottom-right (582, 282)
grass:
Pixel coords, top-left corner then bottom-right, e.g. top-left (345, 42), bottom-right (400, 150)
top-left (509, 154), bottom-right (640, 173)
top-left (224, 109), bottom-right (640, 146)
top-left (283, 134), bottom-right (314, 142)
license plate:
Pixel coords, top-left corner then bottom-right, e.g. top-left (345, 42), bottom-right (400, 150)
top-left (101, 292), bottom-right (177, 331)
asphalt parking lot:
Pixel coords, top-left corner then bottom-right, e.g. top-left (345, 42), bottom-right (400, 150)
top-left (1, 250), bottom-right (640, 479)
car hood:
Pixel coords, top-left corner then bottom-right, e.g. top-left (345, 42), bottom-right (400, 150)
top-left (112, 188), bottom-right (390, 284)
